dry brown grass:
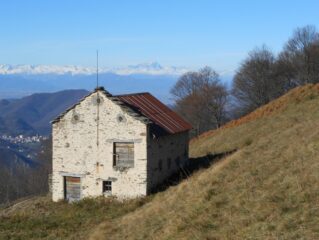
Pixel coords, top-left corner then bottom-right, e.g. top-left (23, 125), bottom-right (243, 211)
top-left (90, 84), bottom-right (319, 240)
top-left (191, 84), bottom-right (319, 147)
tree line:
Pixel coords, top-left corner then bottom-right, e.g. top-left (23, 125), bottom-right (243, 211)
top-left (171, 25), bottom-right (319, 136)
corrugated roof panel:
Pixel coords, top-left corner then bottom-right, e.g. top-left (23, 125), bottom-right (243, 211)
top-left (116, 93), bottom-right (192, 134)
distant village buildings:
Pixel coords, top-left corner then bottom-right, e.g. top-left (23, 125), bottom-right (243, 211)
top-left (0, 135), bottom-right (47, 144)
top-left (51, 87), bottom-right (191, 202)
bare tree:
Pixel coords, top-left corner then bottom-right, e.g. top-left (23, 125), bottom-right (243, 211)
top-left (171, 67), bottom-right (228, 136)
top-left (232, 46), bottom-right (284, 115)
top-left (278, 25), bottom-right (319, 87)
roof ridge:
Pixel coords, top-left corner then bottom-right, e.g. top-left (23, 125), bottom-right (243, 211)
top-left (114, 92), bottom-right (150, 97)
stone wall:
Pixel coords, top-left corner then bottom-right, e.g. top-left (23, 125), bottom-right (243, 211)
top-left (147, 131), bottom-right (189, 192)
top-left (52, 91), bottom-right (148, 201)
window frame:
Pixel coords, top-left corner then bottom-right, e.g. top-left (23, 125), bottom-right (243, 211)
top-left (113, 142), bottom-right (135, 168)
top-left (103, 180), bottom-right (112, 193)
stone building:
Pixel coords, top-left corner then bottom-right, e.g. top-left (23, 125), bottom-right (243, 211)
top-left (51, 87), bottom-right (191, 202)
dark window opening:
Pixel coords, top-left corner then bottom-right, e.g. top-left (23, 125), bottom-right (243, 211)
top-left (158, 159), bottom-right (163, 171)
top-left (175, 157), bottom-right (181, 167)
top-left (113, 142), bottom-right (134, 168)
top-left (184, 148), bottom-right (188, 157)
top-left (103, 181), bottom-right (112, 193)
top-left (167, 158), bottom-right (171, 169)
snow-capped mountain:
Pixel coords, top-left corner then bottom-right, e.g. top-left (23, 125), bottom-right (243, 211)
top-left (0, 62), bottom-right (189, 76)
top-left (0, 62), bottom-right (233, 101)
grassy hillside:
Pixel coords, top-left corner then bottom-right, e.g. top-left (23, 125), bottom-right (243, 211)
top-left (0, 196), bottom-right (149, 239)
top-left (1, 84), bottom-right (319, 239)
top-left (91, 84), bottom-right (319, 239)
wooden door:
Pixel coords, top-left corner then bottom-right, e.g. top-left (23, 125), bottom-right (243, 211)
top-left (64, 176), bottom-right (81, 202)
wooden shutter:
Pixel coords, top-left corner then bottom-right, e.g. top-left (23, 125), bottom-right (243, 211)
top-left (114, 142), bottom-right (134, 167)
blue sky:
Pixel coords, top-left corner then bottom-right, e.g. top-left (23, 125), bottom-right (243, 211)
top-left (0, 0), bottom-right (318, 72)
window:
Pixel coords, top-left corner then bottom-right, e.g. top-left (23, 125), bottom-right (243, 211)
top-left (167, 158), bottom-right (171, 169)
top-left (184, 148), bottom-right (188, 157)
top-left (158, 159), bottom-right (163, 171)
top-left (103, 181), bottom-right (112, 193)
top-left (175, 156), bottom-right (181, 167)
top-left (113, 142), bottom-right (134, 168)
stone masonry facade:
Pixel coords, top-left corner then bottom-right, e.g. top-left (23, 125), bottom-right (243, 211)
top-left (52, 89), bottom-right (190, 201)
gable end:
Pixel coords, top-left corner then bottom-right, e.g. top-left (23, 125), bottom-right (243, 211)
top-left (51, 87), bottom-right (152, 125)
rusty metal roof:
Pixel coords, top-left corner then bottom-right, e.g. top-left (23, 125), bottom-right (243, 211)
top-left (116, 92), bottom-right (192, 134)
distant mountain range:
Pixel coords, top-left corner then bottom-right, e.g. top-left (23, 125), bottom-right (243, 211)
top-left (0, 89), bottom-right (89, 136)
top-left (0, 62), bottom-right (233, 101)
top-left (0, 73), bottom-right (180, 103)
top-left (0, 62), bottom-right (189, 76)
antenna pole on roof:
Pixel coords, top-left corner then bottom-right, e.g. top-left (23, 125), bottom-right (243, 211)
top-left (96, 50), bottom-right (100, 147)
top-left (96, 50), bottom-right (99, 88)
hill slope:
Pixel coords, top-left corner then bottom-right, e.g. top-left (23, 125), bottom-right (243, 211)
top-left (1, 84), bottom-right (319, 239)
top-left (0, 89), bottom-right (89, 135)
top-left (91, 84), bottom-right (319, 239)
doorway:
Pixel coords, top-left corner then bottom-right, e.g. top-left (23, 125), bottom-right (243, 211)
top-left (64, 176), bottom-right (81, 202)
